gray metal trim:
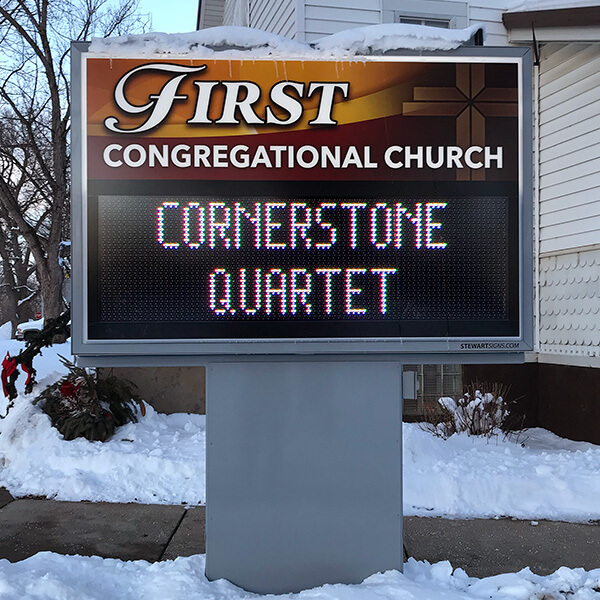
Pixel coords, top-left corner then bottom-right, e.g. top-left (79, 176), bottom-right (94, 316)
top-left (76, 351), bottom-right (526, 367)
top-left (70, 42), bottom-right (89, 360)
top-left (72, 46), bottom-right (534, 359)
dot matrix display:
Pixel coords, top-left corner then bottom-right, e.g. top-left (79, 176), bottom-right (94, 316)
top-left (89, 187), bottom-right (518, 340)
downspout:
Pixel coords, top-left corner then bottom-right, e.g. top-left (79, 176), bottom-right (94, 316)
top-left (533, 45), bottom-right (541, 354)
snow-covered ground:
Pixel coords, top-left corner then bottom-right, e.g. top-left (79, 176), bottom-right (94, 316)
top-left (1, 339), bottom-right (600, 522)
top-left (0, 553), bottom-right (599, 600)
top-left (0, 340), bottom-right (205, 505)
top-left (1, 339), bottom-right (600, 599)
top-left (0, 322), bottom-right (11, 340)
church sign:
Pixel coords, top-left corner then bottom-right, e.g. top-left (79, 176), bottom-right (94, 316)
top-left (71, 46), bottom-right (532, 356)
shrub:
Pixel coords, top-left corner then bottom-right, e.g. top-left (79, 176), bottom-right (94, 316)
top-left (34, 356), bottom-right (145, 442)
top-left (421, 381), bottom-right (510, 439)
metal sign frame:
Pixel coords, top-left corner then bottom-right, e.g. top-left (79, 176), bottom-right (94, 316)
top-left (71, 43), bottom-right (533, 358)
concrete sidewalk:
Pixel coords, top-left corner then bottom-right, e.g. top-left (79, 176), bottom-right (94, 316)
top-left (1, 487), bottom-right (599, 578)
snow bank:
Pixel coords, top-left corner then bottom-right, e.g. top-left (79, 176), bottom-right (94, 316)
top-left (89, 23), bottom-right (484, 57)
top-left (0, 399), bottom-right (206, 505)
top-left (0, 554), bottom-right (599, 600)
top-left (403, 425), bottom-right (600, 521)
top-left (0, 322), bottom-right (11, 341)
top-left (1, 341), bottom-right (600, 520)
top-left (0, 341), bottom-right (205, 505)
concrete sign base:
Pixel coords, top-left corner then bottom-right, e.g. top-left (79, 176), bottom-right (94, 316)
top-left (205, 361), bottom-right (403, 594)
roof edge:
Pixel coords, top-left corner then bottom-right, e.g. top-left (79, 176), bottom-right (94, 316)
top-left (503, 5), bottom-right (600, 29)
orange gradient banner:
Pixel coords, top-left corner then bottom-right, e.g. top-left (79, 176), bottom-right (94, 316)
top-left (86, 57), bottom-right (519, 181)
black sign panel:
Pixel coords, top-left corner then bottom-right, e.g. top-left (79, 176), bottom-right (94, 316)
top-left (88, 180), bottom-right (519, 340)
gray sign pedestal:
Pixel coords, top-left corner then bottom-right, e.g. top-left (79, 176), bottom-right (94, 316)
top-left (205, 361), bottom-right (403, 594)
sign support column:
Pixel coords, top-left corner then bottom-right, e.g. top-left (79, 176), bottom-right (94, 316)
top-left (205, 360), bottom-right (403, 594)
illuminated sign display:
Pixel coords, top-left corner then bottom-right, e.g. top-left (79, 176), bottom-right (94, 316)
top-left (74, 49), bottom-right (533, 354)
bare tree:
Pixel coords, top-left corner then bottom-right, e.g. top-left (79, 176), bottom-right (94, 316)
top-left (0, 0), bottom-right (148, 323)
top-left (0, 197), bottom-right (39, 336)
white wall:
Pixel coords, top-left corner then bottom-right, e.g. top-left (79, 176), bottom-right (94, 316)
top-left (538, 43), bottom-right (600, 255)
top-left (250, 0), bottom-right (297, 39)
top-left (539, 249), bottom-right (600, 360)
top-left (222, 0), bottom-right (513, 44)
top-left (202, 0), bottom-right (225, 28)
top-left (223, 0), bottom-right (239, 26)
top-left (536, 43), bottom-right (600, 362)
top-left (304, 0), bottom-right (381, 42)
top-left (467, 0), bottom-right (510, 46)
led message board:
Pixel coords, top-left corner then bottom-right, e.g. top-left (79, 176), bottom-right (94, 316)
top-left (73, 47), bottom-right (532, 355)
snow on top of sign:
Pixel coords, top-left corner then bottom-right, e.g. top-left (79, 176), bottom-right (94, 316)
top-left (88, 23), bottom-right (484, 57)
top-left (88, 26), bottom-right (313, 57)
top-left (313, 23), bottom-right (484, 54)
top-left (506, 0), bottom-right (600, 12)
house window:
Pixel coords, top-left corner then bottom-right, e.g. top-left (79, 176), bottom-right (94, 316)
top-left (403, 364), bottom-right (463, 416)
top-left (383, 0), bottom-right (468, 29)
top-left (398, 16), bottom-right (451, 28)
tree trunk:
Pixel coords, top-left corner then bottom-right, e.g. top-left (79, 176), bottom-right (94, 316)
top-left (38, 257), bottom-right (64, 321)
top-left (0, 234), bottom-right (20, 336)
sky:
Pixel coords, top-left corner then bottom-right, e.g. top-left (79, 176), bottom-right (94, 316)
top-left (137, 0), bottom-right (200, 33)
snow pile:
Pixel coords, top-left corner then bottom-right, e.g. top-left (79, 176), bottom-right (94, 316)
top-left (0, 322), bottom-right (11, 341)
top-left (89, 23), bottom-right (484, 57)
top-left (0, 400), bottom-right (206, 505)
top-left (0, 341), bottom-right (205, 505)
top-left (314, 24), bottom-right (484, 54)
top-left (89, 26), bottom-right (316, 57)
top-left (0, 554), bottom-right (599, 600)
top-left (506, 0), bottom-right (600, 13)
top-left (1, 341), bottom-right (600, 519)
top-left (404, 424), bottom-right (600, 521)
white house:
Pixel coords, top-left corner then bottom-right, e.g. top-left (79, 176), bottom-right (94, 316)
top-left (195, 0), bottom-right (600, 442)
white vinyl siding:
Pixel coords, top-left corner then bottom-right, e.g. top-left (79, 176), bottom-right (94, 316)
top-left (226, 0), bottom-right (512, 46)
top-left (304, 0), bottom-right (381, 41)
top-left (250, 0), bottom-right (296, 38)
top-left (223, 0), bottom-right (241, 26)
top-left (536, 43), bottom-right (600, 361)
top-left (467, 0), bottom-right (510, 45)
top-left (201, 0), bottom-right (225, 28)
top-left (538, 43), bottom-right (600, 255)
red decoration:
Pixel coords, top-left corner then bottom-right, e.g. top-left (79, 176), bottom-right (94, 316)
top-left (60, 380), bottom-right (80, 398)
top-left (22, 364), bottom-right (33, 387)
top-left (1, 353), bottom-right (17, 398)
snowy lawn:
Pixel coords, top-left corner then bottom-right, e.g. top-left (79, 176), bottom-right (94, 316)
top-left (2, 339), bottom-right (600, 600)
top-left (0, 341), bottom-right (205, 505)
top-left (0, 554), bottom-right (599, 600)
top-left (1, 340), bottom-right (600, 521)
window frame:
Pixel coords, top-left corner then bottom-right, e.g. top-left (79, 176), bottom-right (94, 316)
top-left (382, 0), bottom-right (469, 29)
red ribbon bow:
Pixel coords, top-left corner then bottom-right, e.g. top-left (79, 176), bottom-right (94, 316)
top-left (1, 353), bottom-right (17, 397)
